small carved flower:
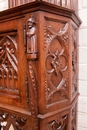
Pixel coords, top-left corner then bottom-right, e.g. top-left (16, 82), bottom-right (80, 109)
top-left (45, 49), bottom-right (67, 87)
top-left (51, 50), bottom-right (62, 76)
top-left (46, 50), bottom-right (67, 76)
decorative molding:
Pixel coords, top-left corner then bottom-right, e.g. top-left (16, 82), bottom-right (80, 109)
top-left (25, 75), bottom-right (29, 103)
top-left (71, 25), bottom-right (77, 96)
top-left (71, 104), bottom-right (77, 130)
top-left (47, 115), bottom-right (68, 130)
top-left (0, 35), bottom-right (18, 93)
top-left (28, 62), bottom-right (38, 130)
top-left (44, 22), bottom-right (69, 105)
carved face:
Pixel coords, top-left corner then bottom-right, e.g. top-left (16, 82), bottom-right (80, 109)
top-left (28, 21), bottom-right (33, 29)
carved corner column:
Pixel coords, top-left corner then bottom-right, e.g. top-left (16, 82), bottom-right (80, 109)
top-left (26, 15), bottom-right (38, 130)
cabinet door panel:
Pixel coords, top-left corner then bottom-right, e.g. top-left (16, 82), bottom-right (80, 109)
top-left (0, 18), bottom-right (28, 109)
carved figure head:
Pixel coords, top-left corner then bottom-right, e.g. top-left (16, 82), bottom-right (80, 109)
top-left (28, 15), bottom-right (36, 29)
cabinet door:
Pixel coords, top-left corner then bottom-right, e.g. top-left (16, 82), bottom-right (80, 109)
top-left (0, 18), bottom-right (29, 109)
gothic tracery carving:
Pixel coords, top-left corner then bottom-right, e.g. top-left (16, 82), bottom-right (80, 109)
top-left (44, 22), bottom-right (69, 104)
top-left (47, 115), bottom-right (68, 130)
top-left (0, 35), bottom-right (18, 93)
top-left (0, 111), bottom-right (27, 130)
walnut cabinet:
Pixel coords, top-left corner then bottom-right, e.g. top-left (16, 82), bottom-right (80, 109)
top-left (0, 1), bottom-right (81, 130)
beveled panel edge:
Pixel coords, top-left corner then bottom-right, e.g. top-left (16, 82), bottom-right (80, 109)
top-left (37, 92), bottom-right (79, 119)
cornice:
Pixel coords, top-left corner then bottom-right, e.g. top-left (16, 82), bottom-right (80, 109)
top-left (0, 1), bottom-right (81, 26)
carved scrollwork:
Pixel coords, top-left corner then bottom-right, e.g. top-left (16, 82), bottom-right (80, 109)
top-left (0, 35), bottom-right (18, 93)
top-left (0, 111), bottom-right (27, 130)
top-left (44, 23), bottom-right (69, 104)
top-left (47, 115), bottom-right (68, 130)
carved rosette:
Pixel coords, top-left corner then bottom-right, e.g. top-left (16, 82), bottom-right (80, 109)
top-left (0, 35), bottom-right (18, 93)
top-left (44, 23), bottom-right (69, 105)
top-left (47, 115), bottom-right (68, 130)
top-left (71, 26), bottom-right (77, 96)
top-left (0, 110), bottom-right (27, 130)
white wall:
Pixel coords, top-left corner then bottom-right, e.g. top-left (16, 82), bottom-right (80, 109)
top-left (0, 0), bottom-right (8, 11)
top-left (78, 0), bottom-right (87, 130)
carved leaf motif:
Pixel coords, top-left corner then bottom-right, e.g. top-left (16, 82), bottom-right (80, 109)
top-left (44, 23), bottom-right (69, 104)
top-left (0, 35), bottom-right (18, 92)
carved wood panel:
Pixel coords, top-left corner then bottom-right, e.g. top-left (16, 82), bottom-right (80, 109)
top-left (0, 35), bottom-right (18, 94)
top-left (0, 109), bottom-right (28, 130)
top-left (0, 18), bottom-right (30, 108)
top-left (44, 17), bottom-right (69, 106)
top-left (47, 114), bottom-right (68, 130)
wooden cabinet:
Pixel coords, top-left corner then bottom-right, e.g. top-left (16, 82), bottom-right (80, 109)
top-left (0, 1), bottom-right (81, 130)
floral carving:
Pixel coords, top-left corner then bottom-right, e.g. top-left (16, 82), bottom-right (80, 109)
top-left (44, 26), bottom-right (54, 51)
top-left (44, 23), bottom-right (69, 104)
top-left (47, 50), bottom-right (67, 76)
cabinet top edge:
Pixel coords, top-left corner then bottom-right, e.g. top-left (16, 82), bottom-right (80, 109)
top-left (0, 1), bottom-right (81, 26)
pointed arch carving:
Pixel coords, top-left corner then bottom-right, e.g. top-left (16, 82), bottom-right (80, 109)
top-left (0, 35), bottom-right (18, 93)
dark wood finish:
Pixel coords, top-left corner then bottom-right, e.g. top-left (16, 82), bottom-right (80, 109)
top-left (0, 1), bottom-right (81, 130)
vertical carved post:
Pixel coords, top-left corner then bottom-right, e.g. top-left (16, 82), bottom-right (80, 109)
top-left (26, 15), bottom-right (38, 130)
